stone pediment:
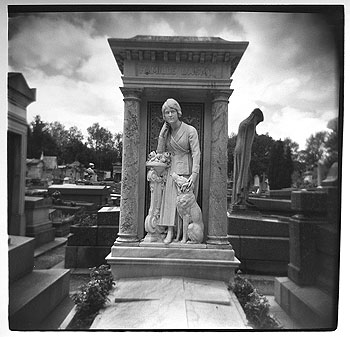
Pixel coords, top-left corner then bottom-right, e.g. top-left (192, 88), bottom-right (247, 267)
top-left (108, 35), bottom-right (248, 81)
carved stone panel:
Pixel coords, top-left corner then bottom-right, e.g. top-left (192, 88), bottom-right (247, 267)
top-left (137, 62), bottom-right (224, 79)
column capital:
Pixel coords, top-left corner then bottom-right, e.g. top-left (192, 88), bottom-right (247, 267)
top-left (210, 89), bottom-right (233, 102)
top-left (120, 87), bottom-right (143, 100)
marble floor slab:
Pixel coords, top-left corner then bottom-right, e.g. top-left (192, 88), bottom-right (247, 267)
top-left (90, 276), bottom-right (250, 330)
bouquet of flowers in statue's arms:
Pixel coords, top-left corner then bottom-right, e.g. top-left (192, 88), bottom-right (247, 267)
top-left (147, 151), bottom-right (171, 166)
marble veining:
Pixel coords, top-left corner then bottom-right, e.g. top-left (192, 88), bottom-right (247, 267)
top-left (91, 276), bottom-right (249, 329)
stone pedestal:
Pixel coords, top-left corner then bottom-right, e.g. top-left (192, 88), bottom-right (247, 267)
top-left (288, 191), bottom-right (328, 285)
top-left (107, 242), bottom-right (240, 282)
top-left (143, 164), bottom-right (168, 243)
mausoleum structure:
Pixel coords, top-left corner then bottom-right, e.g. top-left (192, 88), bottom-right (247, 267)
top-left (106, 36), bottom-right (248, 281)
top-left (8, 73), bottom-right (36, 235)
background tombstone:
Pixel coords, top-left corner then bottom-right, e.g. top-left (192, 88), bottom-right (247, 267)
top-left (106, 35), bottom-right (248, 281)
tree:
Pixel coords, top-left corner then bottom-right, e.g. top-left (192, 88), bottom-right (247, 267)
top-left (283, 145), bottom-right (294, 188)
top-left (47, 121), bottom-right (86, 165)
top-left (65, 140), bottom-right (93, 167)
top-left (113, 132), bottom-right (123, 160)
top-left (87, 123), bottom-right (114, 152)
top-left (87, 123), bottom-right (116, 171)
top-left (300, 131), bottom-right (329, 169)
top-left (227, 132), bottom-right (275, 182)
top-left (48, 121), bottom-right (69, 148)
top-left (27, 115), bottom-right (58, 158)
top-left (268, 140), bottom-right (292, 190)
top-left (324, 117), bottom-right (338, 167)
top-left (283, 137), bottom-right (300, 161)
top-left (250, 133), bottom-right (275, 178)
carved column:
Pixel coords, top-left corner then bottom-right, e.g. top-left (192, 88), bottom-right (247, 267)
top-left (207, 90), bottom-right (233, 246)
top-left (115, 87), bottom-right (143, 244)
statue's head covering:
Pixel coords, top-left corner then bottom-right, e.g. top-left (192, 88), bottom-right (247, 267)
top-left (162, 98), bottom-right (182, 119)
top-left (252, 108), bottom-right (264, 123)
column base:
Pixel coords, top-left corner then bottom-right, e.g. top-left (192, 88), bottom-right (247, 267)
top-left (114, 233), bottom-right (140, 245)
top-left (106, 242), bottom-right (240, 282)
top-left (206, 235), bottom-right (232, 247)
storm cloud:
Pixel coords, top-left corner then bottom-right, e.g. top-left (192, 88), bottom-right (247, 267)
top-left (8, 10), bottom-right (341, 148)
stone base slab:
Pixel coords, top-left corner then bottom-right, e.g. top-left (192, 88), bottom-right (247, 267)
top-left (91, 276), bottom-right (250, 330)
top-left (274, 277), bottom-right (337, 329)
top-left (107, 243), bottom-right (240, 282)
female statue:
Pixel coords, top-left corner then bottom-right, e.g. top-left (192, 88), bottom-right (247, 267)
top-left (231, 108), bottom-right (264, 208)
top-left (156, 98), bottom-right (201, 244)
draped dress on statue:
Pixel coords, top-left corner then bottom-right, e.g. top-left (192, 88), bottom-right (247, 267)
top-left (156, 122), bottom-right (201, 228)
top-left (232, 113), bottom-right (259, 205)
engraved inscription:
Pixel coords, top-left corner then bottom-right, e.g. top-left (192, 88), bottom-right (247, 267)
top-left (137, 62), bottom-right (221, 79)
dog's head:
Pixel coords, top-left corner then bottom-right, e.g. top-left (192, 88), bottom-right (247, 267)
top-left (171, 172), bottom-right (193, 193)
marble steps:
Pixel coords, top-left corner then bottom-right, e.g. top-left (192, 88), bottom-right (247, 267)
top-left (34, 236), bottom-right (67, 258)
top-left (9, 269), bottom-right (70, 330)
top-left (37, 295), bottom-right (75, 330)
top-left (9, 236), bottom-right (35, 283)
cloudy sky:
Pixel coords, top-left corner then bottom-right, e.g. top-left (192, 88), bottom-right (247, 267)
top-left (8, 8), bottom-right (341, 150)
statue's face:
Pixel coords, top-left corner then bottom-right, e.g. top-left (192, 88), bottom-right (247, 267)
top-left (163, 107), bottom-right (179, 124)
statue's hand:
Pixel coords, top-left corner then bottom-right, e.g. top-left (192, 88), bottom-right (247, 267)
top-left (183, 173), bottom-right (197, 192)
top-left (160, 122), bottom-right (170, 138)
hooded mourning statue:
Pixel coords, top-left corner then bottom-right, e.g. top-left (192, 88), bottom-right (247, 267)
top-left (230, 108), bottom-right (264, 209)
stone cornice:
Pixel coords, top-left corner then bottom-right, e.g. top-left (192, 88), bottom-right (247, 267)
top-left (108, 35), bottom-right (248, 77)
top-left (210, 89), bottom-right (234, 102)
top-left (8, 72), bottom-right (36, 105)
top-left (120, 87), bottom-right (143, 100)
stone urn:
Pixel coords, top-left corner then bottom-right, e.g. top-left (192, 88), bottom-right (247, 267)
top-left (146, 161), bottom-right (168, 176)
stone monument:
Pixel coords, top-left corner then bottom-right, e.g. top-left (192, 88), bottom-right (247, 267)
top-left (229, 108), bottom-right (264, 212)
top-left (106, 35), bottom-right (248, 281)
top-left (8, 73), bottom-right (36, 236)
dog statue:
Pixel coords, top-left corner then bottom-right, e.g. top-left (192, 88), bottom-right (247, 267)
top-left (171, 172), bottom-right (204, 244)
